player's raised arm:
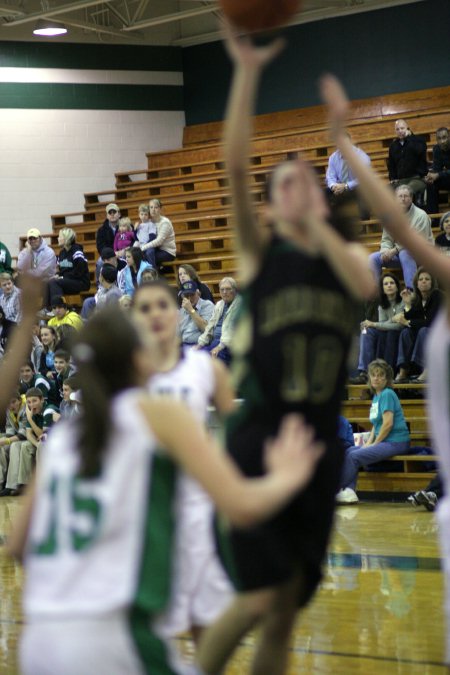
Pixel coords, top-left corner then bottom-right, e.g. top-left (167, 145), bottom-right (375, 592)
top-left (224, 29), bottom-right (284, 282)
top-left (0, 275), bottom-right (42, 418)
top-left (140, 398), bottom-right (323, 528)
top-left (320, 74), bottom-right (450, 293)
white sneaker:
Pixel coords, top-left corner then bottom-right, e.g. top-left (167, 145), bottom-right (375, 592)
top-left (336, 488), bottom-right (359, 504)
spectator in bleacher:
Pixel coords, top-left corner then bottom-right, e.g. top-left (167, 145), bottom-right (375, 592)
top-left (140, 199), bottom-right (176, 269)
top-left (95, 203), bottom-right (121, 280)
top-left (54, 377), bottom-right (80, 421)
top-left (17, 387), bottom-right (58, 491)
top-left (388, 119), bottom-right (427, 205)
top-left (178, 264), bottom-right (214, 303)
top-left (53, 349), bottom-right (76, 405)
top-left (369, 184), bottom-right (433, 288)
top-left (81, 264), bottom-right (122, 319)
top-left (54, 324), bottom-right (77, 353)
top-left (326, 134), bottom-right (371, 218)
top-left (134, 204), bottom-right (156, 249)
top-left (48, 296), bottom-right (83, 332)
top-left (38, 325), bottom-right (59, 379)
top-left (178, 281), bottom-right (215, 347)
top-left (194, 277), bottom-right (241, 366)
top-left (118, 294), bottom-right (132, 311)
top-left (435, 212), bottom-right (450, 252)
top-left (0, 393), bottom-right (26, 493)
top-left (0, 307), bottom-right (13, 358)
top-left (140, 268), bottom-right (159, 284)
top-left (47, 228), bottom-right (90, 307)
top-left (17, 228), bottom-right (56, 281)
top-left (120, 248), bottom-right (153, 297)
top-left (0, 273), bottom-right (21, 324)
top-left (350, 273), bottom-right (404, 384)
top-left (0, 239), bottom-right (13, 275)
top-left (114, 217), bottom-right (135, 258)
top-left (395, 267), bottom-right (442, 383)
top-left (18, 361), bottom-right (55, 403)
top-left (336, 359), bottom-right (410, 504)
top-left (425, 127), bottom-right (450, 216)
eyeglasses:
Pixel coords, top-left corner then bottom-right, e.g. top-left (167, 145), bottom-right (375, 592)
top-left (108, 210), bottom-right (118, 215)
top-left (28, 237), bottom-right (38, 241)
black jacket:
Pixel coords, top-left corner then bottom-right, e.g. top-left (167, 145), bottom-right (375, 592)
top-left (431, 144), bottom-right (450, 177)
top-left (96, 219), bottom-right (117, 256)
top-left (57, 244), bottom-right (90, 288)
top-left (388, 134), bottom-right (428, 181)
top-left (404, 289), bottom-right (442, 331)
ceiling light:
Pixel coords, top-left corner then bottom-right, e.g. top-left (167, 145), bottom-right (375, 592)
top-left (33, 20), bottom-right (67, 36)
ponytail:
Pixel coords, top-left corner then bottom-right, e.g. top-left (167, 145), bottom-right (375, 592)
top-left (74, 357), bottom-right (111, 478)
top-left (72, 308), bottom-right (142, 478)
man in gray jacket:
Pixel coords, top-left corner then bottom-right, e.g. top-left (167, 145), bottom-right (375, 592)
top-left (369, 185), bottom-right (434, 288)
top-left (194, 277), bottom-right (241, 366)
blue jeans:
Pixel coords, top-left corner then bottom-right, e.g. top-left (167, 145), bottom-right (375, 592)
top-left (358, 328), bottom-right (401, 372)
top-left (369, 249), bottom-right (417, 288)
top-left (397, 326), bottom-right (428, 370)
top-left (144, 246), bottom-right (175, 269)
top-left (202, 339), bottom-right (232, 366)
top-left (341, 440), bottom-right (410, 489)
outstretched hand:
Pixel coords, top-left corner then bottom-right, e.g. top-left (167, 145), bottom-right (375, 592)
top-left (264, 414), bottom-right (324, 492)
top-left (224, 22), bottom-right (285, 70)
top-left (319, 74), bottom-right (350, 135)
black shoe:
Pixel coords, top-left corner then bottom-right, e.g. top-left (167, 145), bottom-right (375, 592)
top-left (0, 488), bottom-right (13, 497)
top-left (349, 372), bottom-right (368, 385)
top-left (415, 490), bottom-right (438, 512)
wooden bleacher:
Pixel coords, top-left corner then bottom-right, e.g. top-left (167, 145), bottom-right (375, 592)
top-left (17, 85), bottom-right (449, 494)
top-left (32, 84), bottom-right (449, 296)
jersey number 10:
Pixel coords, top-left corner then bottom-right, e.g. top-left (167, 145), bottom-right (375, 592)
top-left (281, 334), bottom-right (344, 404)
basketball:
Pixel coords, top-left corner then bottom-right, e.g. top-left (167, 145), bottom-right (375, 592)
top-left (219, 0), bottom-right (302, 33)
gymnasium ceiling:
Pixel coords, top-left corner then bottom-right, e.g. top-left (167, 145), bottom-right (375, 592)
top-left (0, 0), bottom-right (426, 47)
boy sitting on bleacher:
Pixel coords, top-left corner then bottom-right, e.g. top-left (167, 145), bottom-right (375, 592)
top-left (0, 393), bottom-right (27, 495)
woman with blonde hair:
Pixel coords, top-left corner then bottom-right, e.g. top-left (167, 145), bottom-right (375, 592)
top-left (337, 359), bottom-right (410, 504)
top-left (47, 227), bottom-right (90, 307)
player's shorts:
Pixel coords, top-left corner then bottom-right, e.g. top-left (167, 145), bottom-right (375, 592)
top-left (155, 482), bottom-right (233, 638)
top-left (219, 417), bottom-right (344, 608)
top-left (20, 611), bottom-right (199, 675)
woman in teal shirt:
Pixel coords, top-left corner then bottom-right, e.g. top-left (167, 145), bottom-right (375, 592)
top-left (337, 359), bottom-right (410, 503)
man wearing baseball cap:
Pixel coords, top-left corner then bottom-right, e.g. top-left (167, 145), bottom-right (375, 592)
top-left (95, 204), bottom-right (121, 281)
top-left (178, 280), bottom-right (214, 347)
top-left (17, 228), bottom-right (56, 281)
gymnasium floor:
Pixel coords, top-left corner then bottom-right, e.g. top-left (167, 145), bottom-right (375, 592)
top-left (0, 500), bottom-right (446, 674)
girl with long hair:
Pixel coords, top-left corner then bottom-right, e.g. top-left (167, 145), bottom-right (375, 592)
top-left (196, 33), bottom-right (375, 675)
top-left (351, 273), bottom-right (404, 382)
top-left (132, 280), bottom-right (234, 645)
top-left (9, 307), bottom-right (323, 675)
top-left (395, 267), bottom-right (441, 383)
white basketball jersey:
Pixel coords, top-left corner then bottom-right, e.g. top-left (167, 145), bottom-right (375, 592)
top-left (148, 349), bottom-right (216, 504)
top-left (148, 348), bottom-right (215, 425)
top-left (23, 388), bottom-right (177, 620)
